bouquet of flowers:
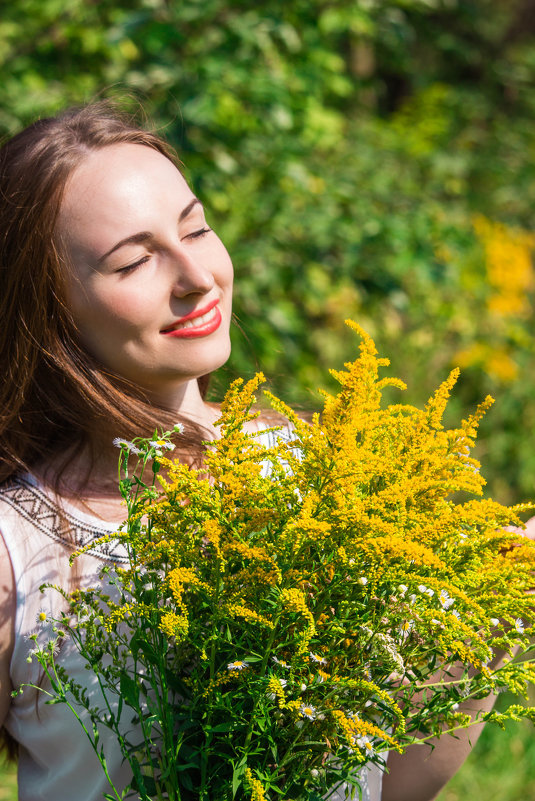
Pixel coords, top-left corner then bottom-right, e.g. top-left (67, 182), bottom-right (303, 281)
top-left (27, 323), bottom-right (535, 801)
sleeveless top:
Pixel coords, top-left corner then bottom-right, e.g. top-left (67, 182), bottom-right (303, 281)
top-left (1, 441), bottom-right (383, 800)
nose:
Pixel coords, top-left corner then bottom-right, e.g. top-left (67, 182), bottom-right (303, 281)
top-left (168, 243), bottom-right (214, 297)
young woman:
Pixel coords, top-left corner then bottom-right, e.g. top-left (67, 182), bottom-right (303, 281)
top-left (0, 103), bottom-right (488, 801)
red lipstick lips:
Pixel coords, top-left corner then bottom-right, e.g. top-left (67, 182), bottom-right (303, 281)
top-left (161, 299), bottom-right (222, 339)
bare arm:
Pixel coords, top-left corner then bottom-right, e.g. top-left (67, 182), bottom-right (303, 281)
top-left (381, 696), bottom-right (490, 801)
top-left (382, 632), bottom-right (517, 801)
top-left (0, 530), bottom-right (15, 728)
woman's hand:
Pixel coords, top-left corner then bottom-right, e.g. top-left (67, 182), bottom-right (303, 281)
top-left (520, 517), bottom-right (535, 540)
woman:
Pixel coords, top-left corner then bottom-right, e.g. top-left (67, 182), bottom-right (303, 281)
top-left (0, 103), bottom-right (486, 801)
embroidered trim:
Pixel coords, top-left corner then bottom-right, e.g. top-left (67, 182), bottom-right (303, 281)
top-left (0, 476), bottom-right (128, 563)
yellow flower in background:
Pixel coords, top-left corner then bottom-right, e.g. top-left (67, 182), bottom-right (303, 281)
top-left (473, 214), bottom-right (535, 319)
top-left (453, 342), bottom-right (518, 383)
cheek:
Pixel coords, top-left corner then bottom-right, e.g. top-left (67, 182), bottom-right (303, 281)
top-left (71, 285), bottom-right (155, 335)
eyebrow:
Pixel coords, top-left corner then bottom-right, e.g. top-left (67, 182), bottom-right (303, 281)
top-left (97, 198), bottom-right (203, 263)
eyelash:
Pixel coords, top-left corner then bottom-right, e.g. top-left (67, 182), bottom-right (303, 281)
top-left (185, 227), bottom-right (211, 240)
top-left (117, 255), bottom-right (150, 275)
top-left (116, 228), bottom-right (212, 274)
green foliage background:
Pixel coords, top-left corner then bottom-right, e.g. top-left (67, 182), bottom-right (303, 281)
top-left (2, 0), bottom-right (535, 504)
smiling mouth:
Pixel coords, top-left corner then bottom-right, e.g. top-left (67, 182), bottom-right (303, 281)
top-left (161, 300), bottom-right (222, 338)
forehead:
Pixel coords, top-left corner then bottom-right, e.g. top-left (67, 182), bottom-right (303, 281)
top-left (58, 143), bottom-right (193, 255)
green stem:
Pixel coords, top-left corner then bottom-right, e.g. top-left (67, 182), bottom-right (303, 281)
top-left (200, 556), bottom-right (223, 801)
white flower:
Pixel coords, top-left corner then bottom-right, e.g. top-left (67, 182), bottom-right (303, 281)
top-left (451, 609), bottom-right (461, 620)
top-left (26, 645), bottom-right (44, 663)
top-left (409, 594), bottom-right (417, 605)
top-left (309, 652), bottom-right (327, 665)
top-left (271, 656), bottom-right (290, 669)
top-left (515, 618), bottom-right (525, 634)
top-left (356, 736), bottom-right (374, 754)
top-left (418, 584), bottom-right (434, 597)
top-left (310, 769), bottom-right (319, 779)
top-left (112, 437), bottom-right (141, 454)
top-left (439, 590), bottom-right (454, 610)
top-left (398, 584), bottom-right (408, 597)
top-left (358, 576), bottom-right (368, 586)
top-left (227, 660), bottom-right (248, 671)
top-left (149, 439), bottom-right (172, 457)
top-left (35, 609), bottom-right (49, 626)
top-left (301, 683), bottom-right (307, 692)
top-left (490, 618), bottom-right (500, 627)
top-left (299, 704), bottom-right (317, 720)
top-left (173, 423), bottom-right (185, 433)
top-left (451, 702), bottom-right (459, 711)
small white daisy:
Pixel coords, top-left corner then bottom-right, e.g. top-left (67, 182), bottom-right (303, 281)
top-left (309, 652), bottom-right (327, 665)
top-left (400, 620), bottom-right (414, 639)
top-left (271, 656), bottom-right (290, 669)
top-left (490, 618), bottom-right (500, 627)
top-left (439, 590), bottom-right (454, 610)
top-left (173, 423), bottom-right (185, 433)
top-left (227, 660), bottom-right (248, 671)
top-left (515, 618), bottom-right (525, 634)
top-left (356, 736), bottom-right (374, 754)
top-left (35, 609), bottom-right (49, 626)
top-left (112, 438), bottom-right (141, 454)
top-left (299, 704), bottom-right (317, 720)
top-left (358, 576), bottom-right (368, 586)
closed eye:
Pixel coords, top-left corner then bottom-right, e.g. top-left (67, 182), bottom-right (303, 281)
top-left (183, 227), bottom-right (211, 241)
top-left (116, 255), bottom-right (151, 275)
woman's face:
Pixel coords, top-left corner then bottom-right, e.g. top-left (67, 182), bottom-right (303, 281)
top-left (57, 143), bottom-right (233, 408)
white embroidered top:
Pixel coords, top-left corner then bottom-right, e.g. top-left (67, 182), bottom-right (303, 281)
top-left (1, 433), bottom-right (383, 801)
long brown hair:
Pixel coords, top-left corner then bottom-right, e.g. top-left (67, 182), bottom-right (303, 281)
top-left (0, 102), bottom-right (219, 762)
top-left (0, 102), bottom-right (211, 486)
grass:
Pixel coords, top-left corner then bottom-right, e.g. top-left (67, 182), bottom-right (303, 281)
top-left (0, 759), bottom-right (16, 801)
top-left (0, 696), bottom-right (534, 800)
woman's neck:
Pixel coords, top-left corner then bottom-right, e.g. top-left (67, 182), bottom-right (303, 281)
top-left (31, 395), bottom-right (221, 512)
